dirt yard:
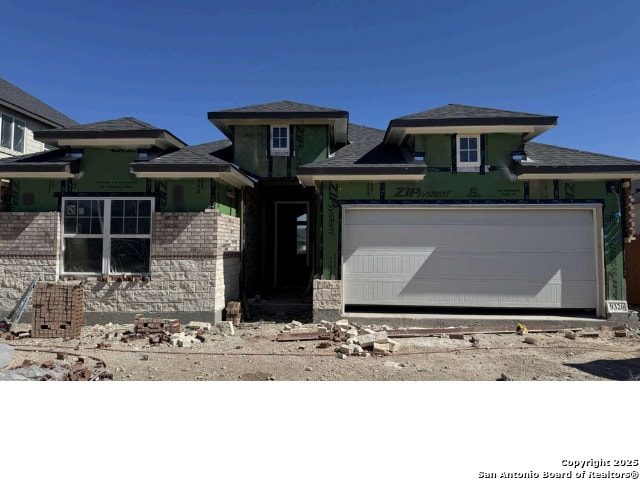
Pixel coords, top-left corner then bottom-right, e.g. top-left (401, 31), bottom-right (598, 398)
top-left (2, 320), bottom-right (640, 381)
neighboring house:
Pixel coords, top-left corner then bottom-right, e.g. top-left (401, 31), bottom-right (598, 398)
top-left (1, 100), bottom-right (639, 323)
top-left (0, 77), bottom-right (77, 210)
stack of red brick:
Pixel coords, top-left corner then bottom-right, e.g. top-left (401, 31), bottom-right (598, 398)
top-left (225, 301), bottom-right (242, 325)
top-left (134, 314), bottom-right (180, 335)
top-left (31, 283), bottom-right (84, 339)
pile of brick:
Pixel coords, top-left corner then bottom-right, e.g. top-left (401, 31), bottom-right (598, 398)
top-left (134, 315), bottom-right (180, 335)
top-left (31, 283), bottom-right (84, 339)
top-left (225, 301), bottom-right (242, 325)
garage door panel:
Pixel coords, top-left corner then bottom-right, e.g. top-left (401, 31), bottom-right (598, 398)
top-left (344, 251), bottom-right (596, 281)
top-left (346, 208), bottom-right (593, 228)
top-left (344, 225), bottom-right (594, 253)
top-left (342, 207), bottom-right (598, 309)
top-left (344, 277), bottom-right (596, 308)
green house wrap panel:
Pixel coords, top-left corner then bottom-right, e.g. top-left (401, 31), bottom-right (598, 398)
top-left (292, 125), bottom-right (327, 175)
top-left (214, 181), bottom-right (239, 217)
top-left (234, 125), bottom-right (269, 178)
top-left (74, 148), bottom-right (146, 193)
top-left (164, 178), bottom-right (211, 212)
top-left (10, 179), bottom-right (60, 211)
top-left (422, 134), bottom-right (451, 168)
top-left (485, 133), bottom-right (523, 167)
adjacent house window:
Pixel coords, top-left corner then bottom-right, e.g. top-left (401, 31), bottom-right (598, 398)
top-left (270, 125), bottom-right (289, 156)
top-left (61, 197), bottom-right (153, 276)
top-left (457, 135), bottom-right (480, 166)
top-left (1, 114), bottom-right (25, 153)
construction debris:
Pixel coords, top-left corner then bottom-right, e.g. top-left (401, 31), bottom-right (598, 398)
top-left (277, 319), bottom-right (398, 357)
top-left (615, 330), bottom-right (628, 338)
top-left (216, 321), bottom-right (235, 336)
top-left (565, 331), bottom-right (577, 340)
top-left (580, 332), bottom-right (600, 339)
top-left (0, 357), bottom-right (111, 381)
top-left (185, 321), bottom-right (212, 331)
top-left (134, 315), bottom-right (180, 335)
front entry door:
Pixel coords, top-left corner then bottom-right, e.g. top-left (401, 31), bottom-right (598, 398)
top-left (275, 202), bottom-right (309, 288)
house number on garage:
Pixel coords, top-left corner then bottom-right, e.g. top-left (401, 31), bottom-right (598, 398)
top-left (606, 300), bottom-right (628, 314)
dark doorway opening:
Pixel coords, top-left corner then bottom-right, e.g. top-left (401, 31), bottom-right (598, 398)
top-left (275, 201), bottom-right (309, 288)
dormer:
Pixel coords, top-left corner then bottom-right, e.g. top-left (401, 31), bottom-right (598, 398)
top-left (383, 104), bottom-right (558, 146)
top-left (207, 101), bottom-right (349, 179)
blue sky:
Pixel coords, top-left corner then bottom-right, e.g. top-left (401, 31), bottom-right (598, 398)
top-left (2, 0), bottom-right (639, 158)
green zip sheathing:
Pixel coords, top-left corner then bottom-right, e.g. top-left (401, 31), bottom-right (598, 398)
top-left (10, 178), bottom-right (60, 211)
top-left (213, 182), bottom-right (239, 217)
top-left (320, 177), bottom-right (624, 300)
top-left (9, 148), bottom-right (230, 215)
top-left (234, 124), bottom-right (328, 179)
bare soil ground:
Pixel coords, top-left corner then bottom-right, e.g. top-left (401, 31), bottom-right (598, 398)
top-left (3, 321), bottom-right (640, 381)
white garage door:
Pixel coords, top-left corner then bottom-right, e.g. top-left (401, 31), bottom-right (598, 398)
top-left (342, 206), bottom-right (599, 310)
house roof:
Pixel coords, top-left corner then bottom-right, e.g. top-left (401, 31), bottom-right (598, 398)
top-left (384, 104), bottom-right (558, 144)
top-left (513, 142), bottom-right (640, 179)
top-left (130, 140), bottom-right (253, 188)
top-left (131, 140), bottom-right (232, 171)
top-left (0, 77), bottom-right (77, 128)
top-left (208, 100), bottom-right (349, 146)
top-left (208, 100), bottom-right (348, 118)
top-left (34, 117), bottom-right (187, 149)
top-left (0, 149), bottom-right (79, 178)
top-left (392, 104), bottom-right (558, 126)
top-left (297, 124), bottom-right (426, 186)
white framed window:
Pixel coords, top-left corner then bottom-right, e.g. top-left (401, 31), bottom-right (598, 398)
top-left (61, 197), bottom-right (153, 276)
top-left (270, 125), bottom-right (289, 156)
top-left (457, 135), bottom-right (480, 167)
top-left (1, 114), bottom-right (25, 153)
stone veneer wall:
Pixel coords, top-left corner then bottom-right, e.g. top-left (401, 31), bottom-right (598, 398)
top-left (0, 209), bottom-right (241, 324)
top-left (0, 212), bottom-right (59, 312)
top-left (312, 279), bottom-right (342, 322)
top-left (84, 209), bottom-right (241, 323)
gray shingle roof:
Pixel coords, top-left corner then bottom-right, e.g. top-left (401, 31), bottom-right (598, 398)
top-left (0, 149), bottom-right (79, 174)
top-left (390, 104), bottom-right (557, 127)
top-left (297, 124), bottom-right (426, 175)
top-left (131, 140), bottom-right (234, 173)
top-left (208, 100), bottom-right (348, 118)
top-left (34, 117), bottom-right (187, 147)
top-left (0, 77), bottom-right (77, 127)
top-left (514, 142), bottom-right (640, 175)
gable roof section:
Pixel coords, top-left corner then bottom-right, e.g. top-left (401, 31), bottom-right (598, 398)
top-left (297, 124), bottom-right (426, 186)
top-left (385, 104), bottom-right (558, 145)
top-left (514, 142), bottom-right (640, 179)
top-left (208, 100), bottom-right (349, 146)
top-left (35, 117), bottom-right (187, 150)
top-left (0, 149), bottom-right (79, 178)
top-left (0, 77), bottom-right (77, 128)
top-left (130, 140), bottom-right (253, 188)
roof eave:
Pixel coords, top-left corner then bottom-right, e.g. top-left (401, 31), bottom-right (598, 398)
top-left (130, 164), bottom-right (254, 188)
top-left (384, 119), bottom-right (558, 145)
top-left (35, 130), bottom-right (186, 150)
top-left (207, 113), bottom-right (349, 144)
top-left (297, 172), bottom-right (426, 187)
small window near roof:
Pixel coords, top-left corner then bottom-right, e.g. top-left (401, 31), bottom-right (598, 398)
top-left (271, 125), bottom-right (289, 156)
top-left (457, 135), bottom-right (480, 166)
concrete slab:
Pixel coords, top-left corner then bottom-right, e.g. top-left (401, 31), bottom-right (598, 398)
top-left (343, 311), bottom-right (634, 330)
